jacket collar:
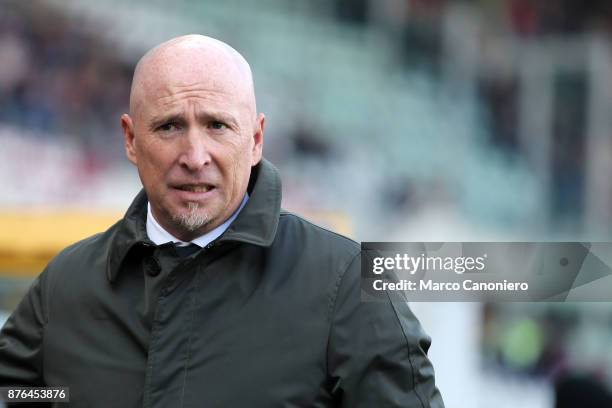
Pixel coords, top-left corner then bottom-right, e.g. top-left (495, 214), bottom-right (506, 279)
top-left (106, 159), bottom-right (282, 282)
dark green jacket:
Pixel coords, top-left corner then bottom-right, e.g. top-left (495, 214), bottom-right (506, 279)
top-left (0, 159), bottom-right (443, 407)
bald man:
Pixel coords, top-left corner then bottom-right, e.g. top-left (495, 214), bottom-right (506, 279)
top-left (0, 35), bottom-right (444, 407)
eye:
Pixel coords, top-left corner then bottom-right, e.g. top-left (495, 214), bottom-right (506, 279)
top-left (209, 121), bottom-right (227, 130)
top-left (157, 122), bottom-right (180, 132)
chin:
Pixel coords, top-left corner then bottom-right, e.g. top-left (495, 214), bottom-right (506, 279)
top-left (171, 203), bottom-right (212, 233)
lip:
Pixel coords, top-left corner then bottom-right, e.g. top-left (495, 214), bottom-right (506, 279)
top-left (170, 183), bottom-right (217, 201)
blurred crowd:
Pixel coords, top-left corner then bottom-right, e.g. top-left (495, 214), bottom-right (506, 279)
top-left (332, 0), bottom-right (612, 226)
top-left (0, 1), bottom-right (133, 164)
top-left (336, 0), bottom-right (612, 36)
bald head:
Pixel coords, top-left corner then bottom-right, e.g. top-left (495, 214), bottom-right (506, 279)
top-left (129, 34), bottom-right (256, 120)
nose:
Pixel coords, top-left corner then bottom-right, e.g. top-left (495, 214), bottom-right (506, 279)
top-left (178, 128), bottom-right (212, 172)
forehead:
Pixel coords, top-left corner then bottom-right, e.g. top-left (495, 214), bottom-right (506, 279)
top-left (132, 46), bottom-right (253, 118)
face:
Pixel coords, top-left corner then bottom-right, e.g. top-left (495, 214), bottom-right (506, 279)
top-left (121, 52), bottom-right (264, 241)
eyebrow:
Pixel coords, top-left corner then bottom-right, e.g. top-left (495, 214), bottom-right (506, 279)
top-left (148, 114), bottom-right (184, 131)
top-left (148, 111), bottom-right (239, 131)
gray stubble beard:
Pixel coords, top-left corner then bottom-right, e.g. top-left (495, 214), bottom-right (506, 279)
top-left (172, 202), bottom-right (211, 232)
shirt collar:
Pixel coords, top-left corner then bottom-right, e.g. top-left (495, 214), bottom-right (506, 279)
top-left (146, 193), bottom-right (249, 248)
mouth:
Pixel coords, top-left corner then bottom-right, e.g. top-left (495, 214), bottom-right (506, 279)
top-left (170, 183), bottom-right (217, 200)
top-left (174, 184), bottom-right (215, 193)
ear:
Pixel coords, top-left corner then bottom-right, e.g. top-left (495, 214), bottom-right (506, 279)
top-left (121, 114), bottom-right (138, 166)
top-left (251, 113), bottom-right (265, 166)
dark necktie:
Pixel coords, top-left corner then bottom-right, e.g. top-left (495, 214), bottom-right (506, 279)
top-left (174, 243), bottom-right (201, 258)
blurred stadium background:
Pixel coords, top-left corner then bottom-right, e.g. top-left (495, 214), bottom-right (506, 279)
top-left (3, 0), bottom-right (612, 406)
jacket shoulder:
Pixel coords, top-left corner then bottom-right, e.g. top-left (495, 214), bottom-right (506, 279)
top-left (45, 220), bottom-right (121, 274)
top-left (278, 210), bottom-right (360, 261)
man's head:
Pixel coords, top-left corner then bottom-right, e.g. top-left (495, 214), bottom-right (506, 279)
top-left (121, 35), bottom-right (264, 241)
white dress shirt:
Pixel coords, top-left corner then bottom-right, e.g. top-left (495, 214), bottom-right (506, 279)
top-left (146, 194), bottom-right (249, 248)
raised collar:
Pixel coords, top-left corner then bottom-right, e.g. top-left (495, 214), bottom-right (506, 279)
top-left (106, 159), bottom-right (282, 282)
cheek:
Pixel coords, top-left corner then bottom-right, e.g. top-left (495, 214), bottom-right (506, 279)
top-left (218, 140), bottom-right (246, 171)
top-left (136, 145), bottom-right (172, 187)
top-left (219, 147), bottom-right (248, 194)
